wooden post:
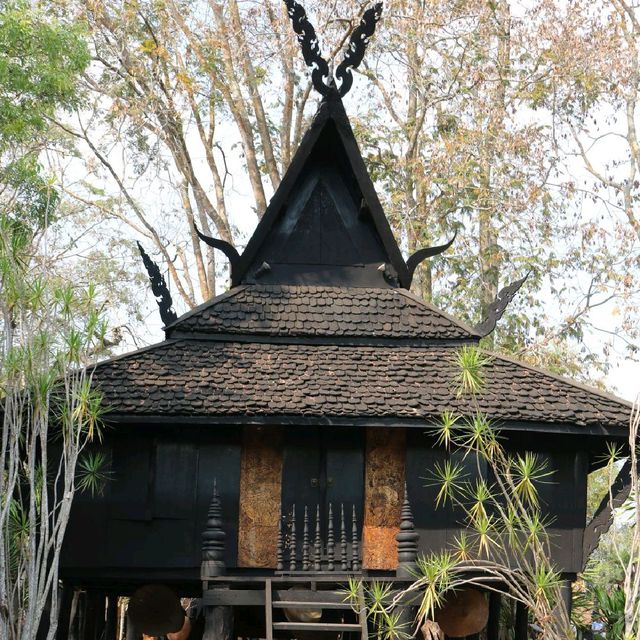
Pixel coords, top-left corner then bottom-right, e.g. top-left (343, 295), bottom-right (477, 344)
top-left (82, 591), bottom-right (104, 640)
top-left (201, 480), bottom-right (233, 640)
top-left (125, 610), bottom-right (137, 640)
top-left (515, 601), bottom-right (528, 640)
top-left (560, 578), bottom-right (573, 620)
top-left (486, 592), bottom-right (501, 640)
top-left (395, 484), bottom-right (419, 577)
top-left (395, 485), bottom-right (419, 637)
top-left (57, 583), bottom-right (74, 640)
top-left (202, 603), bottom-right (234, 640)
top-left (105, 595), bottom-right (118, 640)
top-left (201, 479), bottom-right (226, 580)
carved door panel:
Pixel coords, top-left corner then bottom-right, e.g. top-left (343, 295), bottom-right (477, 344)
top-left (281, 427), bottom-right (364, 548)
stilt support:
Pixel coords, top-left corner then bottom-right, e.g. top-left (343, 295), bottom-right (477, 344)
top-left (202, 605), bottom-right (233, 640)
top-left (487, 592), bottom-right (501, 640)
top-left (515, 601), bottom-right (528, 640)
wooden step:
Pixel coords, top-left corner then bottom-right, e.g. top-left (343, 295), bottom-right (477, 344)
top-left (273, 622), bottom-right (362, 632)
top-left (273, 600), bottom-right (353, 610)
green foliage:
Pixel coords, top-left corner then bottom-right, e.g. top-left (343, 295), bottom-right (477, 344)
top-left (76, 451), bottom-right (112, 497)
top-left (341, 579), bottom-right (410, 640)
top-left (511, 452), bottom-right (553, 509)
top-left (586, 586), bottom-right (626, 640)
top-left (453, 346), bottom-right (492, 396)
top-left (595, 587), bottom-right (625, 639)
top-left (0, 1), bottom-right (89, 147)
top-left (0, 155), bottom-right (58, 228)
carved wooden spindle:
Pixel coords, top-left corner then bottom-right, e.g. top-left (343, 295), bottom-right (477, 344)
top-left (340, 503), bottom-right (348, 571)
top-left (201, 479), bottom-right (226, 578)
top-left (327, 503), bottom-right (335, 571)
top-left (351, 505), bottom-right (360, 571)
top-left (396, 483), bottom-right (420, 577)
top-left (289, 505), bottom-right (297, 572)
top-left (302, 506), bottom-right (310, 571)
top-left (276, 515), bottom-right (284, 571)
top-left (314, 505), bottom-right (322, 571)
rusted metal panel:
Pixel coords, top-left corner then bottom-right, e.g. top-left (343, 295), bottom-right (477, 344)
top-left (238, 426), bottom-right (283, 567)
top-left (363, 427), bottom-right (405, 569)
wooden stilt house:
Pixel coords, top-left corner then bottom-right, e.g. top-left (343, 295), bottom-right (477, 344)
top-left (58, 4), bottom-right (633, 639)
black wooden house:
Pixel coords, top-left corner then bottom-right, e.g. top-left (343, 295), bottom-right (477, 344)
top-left (58, 6), bottom-right (633, 639)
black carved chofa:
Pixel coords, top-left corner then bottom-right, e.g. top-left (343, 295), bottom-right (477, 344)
top-left (193, 224), bottom-right (240, 283)
top-left (335, 3), bottom-right (383, 97)
top-left (284, 0), bottom-right (331, 96)
top-left (136, 241), bottom-right (178, 326)
top-left (582, 459), bottom-right (632, 568)
top-left (405, 231), bottom-right (457, 287)
top-left (474, 272), bottom-right (529, 337)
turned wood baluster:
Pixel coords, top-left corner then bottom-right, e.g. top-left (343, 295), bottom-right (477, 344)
top-left (396, 483), bottom-right (420, 577)
top-left (327, 503), bottom-right (335, 571)
top-left (201, 479), bottom-right (226, 578)
top-left (314, 505), bottom-right (322, 571)
top-left (340, 504), bottom-right (348, 571)
top-left (302, 506), bottom-right (310, 571)
top-left (289, 505), bottom-right (297, 572)
top-left (351, 505), bottom-right (360, 571)
top-left (276, 515), bottom-right (284, 571)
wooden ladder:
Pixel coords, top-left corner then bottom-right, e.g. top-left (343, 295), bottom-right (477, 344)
top-left (265, 579), bottom-right (368, 639)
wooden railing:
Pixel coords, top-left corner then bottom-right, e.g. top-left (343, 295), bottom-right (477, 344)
top-left (277, 504), bottom-right (360, 573)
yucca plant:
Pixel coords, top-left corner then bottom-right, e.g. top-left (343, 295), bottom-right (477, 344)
top-left (378, 343), bottom-right (575, 640)
top-left (76, 451), bottom-right (113, 497)
top-left (1, 209), bottom-right (108, 640)
top-left (453, 345), bottom-right (493, 396)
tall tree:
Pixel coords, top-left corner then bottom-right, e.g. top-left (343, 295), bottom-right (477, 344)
top-left (0, 6), bottom-right (110, 640)
top-left (49, 0), bottom-right (639, 377)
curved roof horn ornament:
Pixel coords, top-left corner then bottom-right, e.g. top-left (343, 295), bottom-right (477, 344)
top-left (405, 232), bottom-right (457, 288)
top-left (285, 0), bottom-right (383, 97)
top-left (474, 272), bottom-right (530, 337)
top-left (137, 241), bottom-right (177, 326)
top-left (193, 224), bottom-right (240, 283)
top-left (335, 3), bottom-right (383, 97)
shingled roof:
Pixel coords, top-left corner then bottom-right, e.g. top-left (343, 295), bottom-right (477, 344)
top-left (92, 339), bottom-right (631, 429)
top-left (166, 285), bottom-right (478, 341)
top-left (118, 90), bottom-right (632, 433)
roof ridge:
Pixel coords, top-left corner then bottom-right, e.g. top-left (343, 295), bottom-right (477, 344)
top-left (92, 339), bottom-right (179, 369)
top-left (395, 288), bottom-right (481, 338)
top-left (166, 283), bottom-right (478, 340)
top-left (163, 285), bottom-right (247, 335)
top-left (487, 350), bottom-right (634, 409)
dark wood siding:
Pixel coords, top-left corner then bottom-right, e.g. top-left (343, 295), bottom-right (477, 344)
top-left (60, 427), bottom-right (241, 584)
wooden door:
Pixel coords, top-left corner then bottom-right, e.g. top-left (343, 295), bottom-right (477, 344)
top-left (281, 427), bottom-right (364, 566)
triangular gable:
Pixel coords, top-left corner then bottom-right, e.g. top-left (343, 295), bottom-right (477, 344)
top-left (234, 92), bottom-right (410, 288)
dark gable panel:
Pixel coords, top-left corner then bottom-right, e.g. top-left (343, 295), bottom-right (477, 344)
top-left (234, 96), bottom-right (409, 287)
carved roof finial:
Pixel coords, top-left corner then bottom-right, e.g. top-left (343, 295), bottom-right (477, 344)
top-left (285, 1), bottom-right (383, 97)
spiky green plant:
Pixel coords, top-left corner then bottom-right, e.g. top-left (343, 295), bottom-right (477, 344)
top-left (453, 345), bottom-right (493, 396)
top-left (76, 451), bottom-right (113, 497)
top-left (428, 459), bottom-right (465, 508)
top-left (432, 411), bottom-right (459, 450)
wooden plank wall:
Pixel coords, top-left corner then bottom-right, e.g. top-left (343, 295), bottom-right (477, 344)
top-left (237, 426), bottom-right (283, 567)
top-left (363, 427), bottom-right (405, 569)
